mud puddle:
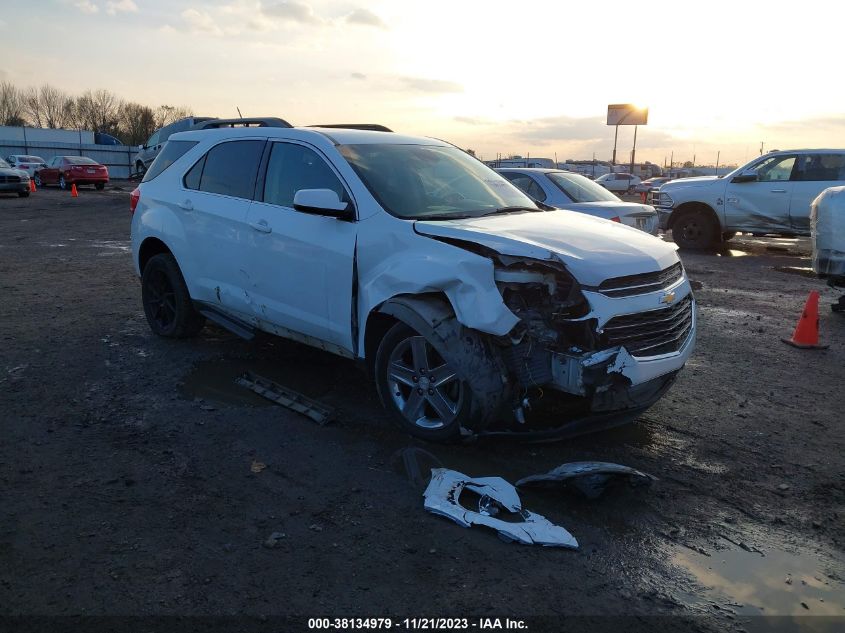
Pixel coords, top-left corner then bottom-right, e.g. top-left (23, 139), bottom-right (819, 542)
top-left (673, 537), bottom-right (845, 616)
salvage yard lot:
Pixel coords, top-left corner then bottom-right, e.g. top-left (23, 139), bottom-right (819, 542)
top-left (1, 188), bottom-right (844, 630)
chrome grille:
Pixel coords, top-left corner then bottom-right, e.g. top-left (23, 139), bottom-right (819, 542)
top-left (598, 262), bottom-right (683, 298)
top-left (0, 175), bottom-right (21, 184)
top-left (602, 295), bottom-right (693, 357)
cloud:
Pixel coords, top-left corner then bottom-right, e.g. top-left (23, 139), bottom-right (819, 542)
top-left (73, 0), bottom-right (99, 14)
top-left (106, 0), bottom-right (138, 15)
top-left (181, 8), bottom-right (223, 35)
top-left (345, 8), bottom-right (387, 29)
top-left (399, 77), bottom-right (463, 94)
top-left (263, 1), bottom-right (322, 25)
top-left (350, 72), bottom-right (367, 80)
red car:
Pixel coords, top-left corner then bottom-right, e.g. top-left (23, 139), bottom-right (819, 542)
top-left (35, 156), bottom-right (109, 190)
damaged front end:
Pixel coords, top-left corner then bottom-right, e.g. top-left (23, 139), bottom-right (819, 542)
top-left (488, 252), bottom-right (695, 435)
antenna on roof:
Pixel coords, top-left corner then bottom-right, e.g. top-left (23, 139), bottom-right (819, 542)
top-left (236, 106), bottom-right (243, 118)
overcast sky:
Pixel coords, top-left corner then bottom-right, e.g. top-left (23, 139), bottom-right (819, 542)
top-left (2, 0), bottom-right (844, 166)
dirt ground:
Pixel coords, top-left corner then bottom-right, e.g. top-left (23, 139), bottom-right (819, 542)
top-left (1, 186), bottom-right (844, 632)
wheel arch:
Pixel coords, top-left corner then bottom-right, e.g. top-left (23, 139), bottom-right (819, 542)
top-left (368, 292), bottom-right (512, 432)
top-left (138, 236), bottom-right (174, 275)
top-left (668, 201), bottom-right (721, 231)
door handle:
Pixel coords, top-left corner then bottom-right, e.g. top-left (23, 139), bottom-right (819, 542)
top-left (249, 220), bottom-right (272, 234)
top-left (178, 199), bottom-right (193, 211)
top-left (770, 189), bottom-right (787, 193)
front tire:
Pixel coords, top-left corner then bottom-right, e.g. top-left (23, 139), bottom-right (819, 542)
top-left (141, 253), bottom-right (205, 338)
top-left (58, 174), bottom-right (68, 190)
top-left (672, 208), bottom-right (718, 249)
top-left (136, 162), bottom-right (146, 178)
top-left (375, 323), bottom-right (471, 442)
top-left (34, 174), bottom-right (42, 187)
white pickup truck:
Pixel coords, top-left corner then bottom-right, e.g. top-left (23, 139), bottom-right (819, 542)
top-left (654, 149), bottom-right (845, 249)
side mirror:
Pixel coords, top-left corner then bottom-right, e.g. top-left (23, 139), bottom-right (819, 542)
top-left (293, 189), bottom-right (354, 220)
top-left (138, 144), bottom-right (145, 150)
top-left (732, 170), bottom-right (758, 184)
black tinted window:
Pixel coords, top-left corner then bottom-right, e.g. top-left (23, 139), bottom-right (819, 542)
top-left (142, 140), bottom-right (198, 182)
top-left (195, 140), bottom-right (264, 199)
top-left (184, 155), bottom-right (204, 190)
top-left (263, 142), bottom-right (345, 207)
top-left (795, 154), bottom-right (845, 181)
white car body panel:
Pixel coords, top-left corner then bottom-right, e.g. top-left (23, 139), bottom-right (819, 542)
top-left (414, 211), bottom-right (679, 287)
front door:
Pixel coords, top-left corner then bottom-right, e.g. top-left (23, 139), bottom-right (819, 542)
top-left (245, 141), bottom-right (357, 351)
top-left (724, 154), bottom-right (797, 232)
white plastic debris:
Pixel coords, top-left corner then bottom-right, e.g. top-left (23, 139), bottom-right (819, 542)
top-left (422, 468), bottom-right (578, 549)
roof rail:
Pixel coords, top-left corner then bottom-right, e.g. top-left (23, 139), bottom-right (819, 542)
top-left (309, 123), bottom-right (393, 132)
top-left (192, 117), bottom-right (293, 130)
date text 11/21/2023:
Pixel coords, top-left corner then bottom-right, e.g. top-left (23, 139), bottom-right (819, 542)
top-left (307, 618), bottom-right (528, 630)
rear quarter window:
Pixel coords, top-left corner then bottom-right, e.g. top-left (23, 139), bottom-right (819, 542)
top-left (142, 141), bottom-right (199, 182)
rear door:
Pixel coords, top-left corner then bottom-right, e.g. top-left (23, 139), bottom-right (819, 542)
top-left (180, 138), bottom-right (265, 317)
top-left (244, 140), bottom-right (357, 351)
top-left (39, 157), bottom-right (61, 184)
top-left (789, 153), bottom-right (845, 233)
top-left (723, 154), bottom-right (797, 232)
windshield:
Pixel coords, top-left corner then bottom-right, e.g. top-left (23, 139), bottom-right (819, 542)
top-left (65, 156), bottom-right (98, 165)
top-left (23, 156), bottom-right (44, 163)
top-left (547, 171), bottom-right (620, 202)
top-left (338, 143), bottom-right (537, 219)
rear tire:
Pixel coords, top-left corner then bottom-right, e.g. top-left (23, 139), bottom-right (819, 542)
top-left (375, 322), bottom-right (471, 442)
top-left (672, 208), bottom-right (718, 249)
top-left (141, 253), bottom-right (205, 338)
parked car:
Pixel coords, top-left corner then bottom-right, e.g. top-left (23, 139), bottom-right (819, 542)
top-left (634, 176), bottom-right (672, 194)
top-left (94, 132), bottom-right (124, 145)
top-left (0, 158), bottom-right (31, 197)
top-left (130, 119), bottom-right (695, 442)
top-left (497, 168), bottom-right (658, 234)
top-left (655, 149), bottom-right (845, 249)
top-left (595, 172), bottom-right (642, 193)
top-left (6, 155), bottom-right (47, 178)
top-left (35, 156), bottom-right (109, 190)
top-left (134, 116), bottom-right (214, 177)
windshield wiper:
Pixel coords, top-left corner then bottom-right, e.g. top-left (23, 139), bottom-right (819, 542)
top-left (480, 206), bottom-right (543, 217)
top-left (416, 212), bottom-right (474, 221)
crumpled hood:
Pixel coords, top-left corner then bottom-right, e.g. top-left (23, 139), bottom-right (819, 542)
top-left (415, 210), bottom-right (679, 287)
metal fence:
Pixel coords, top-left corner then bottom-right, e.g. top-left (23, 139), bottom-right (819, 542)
top-left (0, 140), bottom-right (134, 179)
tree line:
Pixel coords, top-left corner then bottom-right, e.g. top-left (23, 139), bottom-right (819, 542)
top-left (0, 82), bottom-right (194, 146)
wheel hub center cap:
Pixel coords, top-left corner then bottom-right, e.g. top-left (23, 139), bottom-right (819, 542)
top-left (419, 376), bottom-right (431, 389)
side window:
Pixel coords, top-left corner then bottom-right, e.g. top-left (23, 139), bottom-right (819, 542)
top-left (524, 177), bottom-right (546, 201)
top-left (755, 155), bottom-right (796, 182)
top-left (795, 154), bottom-right (845, 181)
top-left (184, 155), bottom-right (205, 190)
top-left (193, 140), bottom-right (264, 199)
top-left (263, 142), bottom-right (346, 208)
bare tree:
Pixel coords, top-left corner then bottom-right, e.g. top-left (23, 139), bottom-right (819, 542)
top-left (76, 89), bottom-right (122, 135)
top-left (21, 86), bottom-right (43, 128)
top-left (0, 82), bottom-right (26, 126)
top-left (118, 102), bottom-right (156, 146)
top-left (38, 84), bottom-right (73, 128)
top-left (155, 105), bottom-right (193, 128)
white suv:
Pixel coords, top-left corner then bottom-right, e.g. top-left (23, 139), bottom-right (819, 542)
top-left (655, 149), bottom-right (845, 249)
top-left (130, 120), bottom-right (695, 441)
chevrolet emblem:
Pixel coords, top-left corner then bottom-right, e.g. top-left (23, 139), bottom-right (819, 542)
top-left (661, 291), bottom-right (676, 305)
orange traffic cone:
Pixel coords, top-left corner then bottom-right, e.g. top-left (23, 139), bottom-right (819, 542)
top-left (782, 291), bottom-right (828, 349)
top-left (29, 178), bottom-right (36, 193)
top-left (640, 191), bottom-right (647, 203)
top-left (71, 183), bottom-right (78, 198)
